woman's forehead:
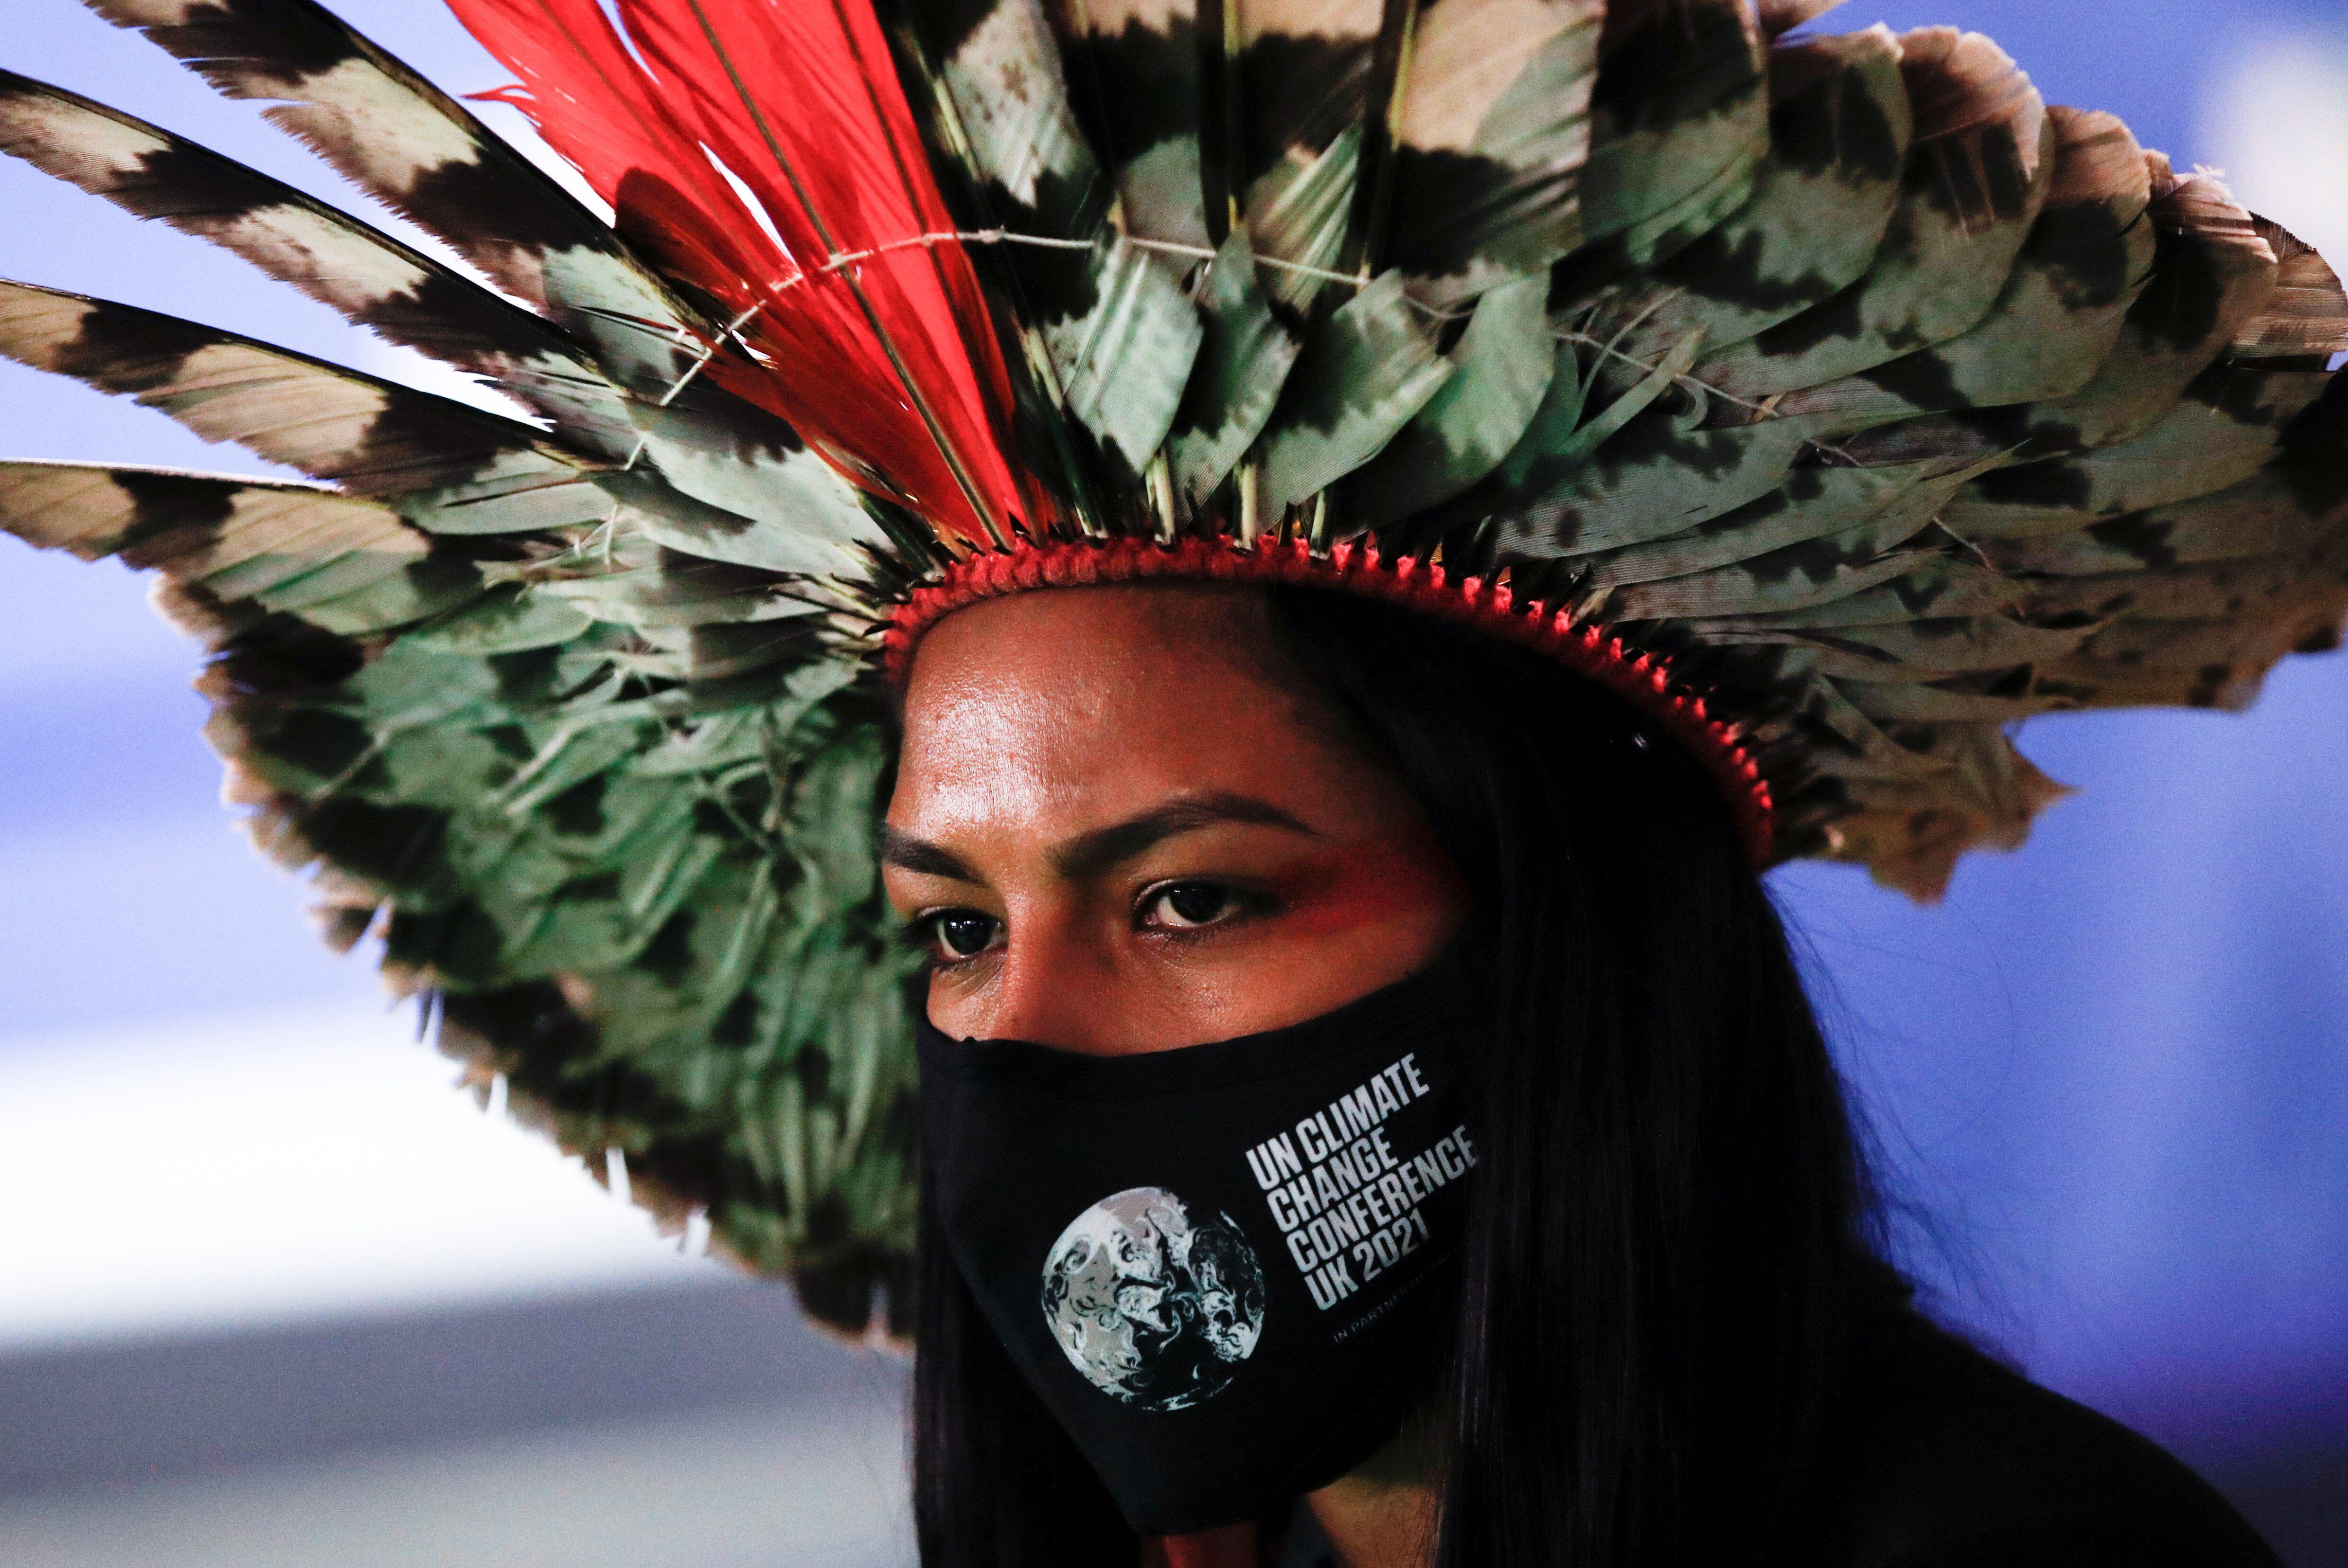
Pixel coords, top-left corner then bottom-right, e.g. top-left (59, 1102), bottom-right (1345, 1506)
top-left (906, 580), bottom-right (1277, 680)
top-left (887, 585), bottom-right (1391, 845)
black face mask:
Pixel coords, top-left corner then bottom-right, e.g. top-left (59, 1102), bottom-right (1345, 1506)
top-left (916, 959), bottom-right (1480, 1535)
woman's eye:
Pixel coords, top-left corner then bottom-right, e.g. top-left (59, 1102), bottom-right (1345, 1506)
top-left (927, 909), bottom-right (1002, 960)
top-left (1140, 881), bottom-right (1241, 930)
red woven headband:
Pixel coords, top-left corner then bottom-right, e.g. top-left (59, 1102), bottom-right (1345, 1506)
top-left (883, 536), bottom-right (1775, 864)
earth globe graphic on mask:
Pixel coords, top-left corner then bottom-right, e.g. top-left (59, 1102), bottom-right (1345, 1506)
top-left (1040, 1186), bottom-right (1268, 1410)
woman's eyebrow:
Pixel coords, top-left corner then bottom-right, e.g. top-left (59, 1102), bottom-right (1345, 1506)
top-left (1050, 793), bottom-right (1316, 880)
top-left (878, 825), bottom-right (979, 881)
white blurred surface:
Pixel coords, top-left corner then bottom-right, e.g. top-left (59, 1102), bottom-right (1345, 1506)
top-left (0, 1003), bottom-right (727, 1351)
top-left (0, 1403), bottom-right (912, 1568)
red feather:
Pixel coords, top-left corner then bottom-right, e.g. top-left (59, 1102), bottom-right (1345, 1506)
top-left (448, 0), bottom-right (1030, 549)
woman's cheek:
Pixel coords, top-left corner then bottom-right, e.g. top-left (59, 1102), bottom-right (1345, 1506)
top-left (1269, 845), bottom-right (1466, 945)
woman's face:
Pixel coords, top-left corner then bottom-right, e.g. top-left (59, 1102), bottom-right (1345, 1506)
top-left (885, 583), bottom-right (1469, 1055)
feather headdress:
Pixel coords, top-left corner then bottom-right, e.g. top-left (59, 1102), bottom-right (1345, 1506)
top-left (3, 0), bottom-right (2341, 1330)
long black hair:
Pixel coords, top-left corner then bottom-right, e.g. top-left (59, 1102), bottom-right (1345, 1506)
top-left (912, 585), bottom-right (1887, 1567)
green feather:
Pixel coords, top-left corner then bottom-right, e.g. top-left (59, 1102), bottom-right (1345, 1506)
top-left (1350, 271), bottom-right (1557, 523)
top-left (1565, 0), bottom-right (1767, 286)
top-left (1701, 27), bottom-right (2055, 401)
top-left (1386, 0), bottom-right (1605, 302)
top-left (1044, 241), bottom-right (1206, 472)
top-left (1257, 270), bottom-right (1456, 514)
top-left (1169, 233), bottom-right (1303, 508)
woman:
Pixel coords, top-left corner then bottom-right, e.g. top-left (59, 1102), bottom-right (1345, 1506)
top-left (891, 579), bottom-right (2286, 1568)
top-left (0, 0), bottom-right (2337, 1562)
